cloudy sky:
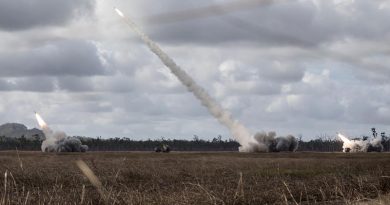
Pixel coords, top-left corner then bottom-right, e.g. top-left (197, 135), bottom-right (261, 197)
top-left (0, 0), bottom-right (389, 140)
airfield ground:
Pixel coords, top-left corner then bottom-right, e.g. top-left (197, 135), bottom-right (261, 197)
top-left (0, 151), bottom-right (389, 204)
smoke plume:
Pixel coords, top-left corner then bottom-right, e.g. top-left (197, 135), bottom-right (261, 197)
top-left (115, 8), bottom-right (297, 152)
top-left (244, 132), bottom-right (298, 152)
top-left (338, 133), bottom-right (383, 152)
top-left (35, 113), bottom-right (88, 152)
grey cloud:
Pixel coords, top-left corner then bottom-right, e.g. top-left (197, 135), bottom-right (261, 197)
top-left (56, 76), bottom-right (94, 92)
top-left (0, 40), bottom-right (109, 77)
top-left (289, 95), bottom-right (344, 120)
top-left (342, 86), bottom-right (390, 125)
top-left (0, 0), bottom-right (95, 31)
top-left (121, 0), bottom-right (315, 46)
top-left (214, 81), bottom-right (281, 96)
top-left (1, 0), bottom-right (390, 140)
top-left (115, 92), bottom-right (207, 118)
top-left (67, 101), bottom-right (113, 113)
top-left (258, 61), bottom-right (305, 83)
top-left (323, 51), bottom-right (390, 83)
top-left (131, 1), bottom-right (390, 47)
top-left (344, 101), bottom-right (390, 126)
top-left (0, 77), bottom-right (56, 92)
top-left (143, 0), bottom-right (276, 25)
top-left (214, 59), bottom-right (303, 97)
top-left (56, 75), bottom-right (135, 93)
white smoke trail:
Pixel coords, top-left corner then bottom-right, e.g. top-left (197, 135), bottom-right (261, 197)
top-left (114, 8), bottom-right (258, 151)
top-left (114, 8), bottom-right (298, 152)
top-left (35, 112), bottom-right (88, 152)
top-left (35, 112), bottom-right (56, 151)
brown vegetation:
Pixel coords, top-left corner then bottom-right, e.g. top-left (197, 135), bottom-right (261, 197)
top-left (0, 151), bottom-right (390, 204)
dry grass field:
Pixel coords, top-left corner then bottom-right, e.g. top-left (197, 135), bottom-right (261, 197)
top-left (0, 151), bottom-right (390, 204)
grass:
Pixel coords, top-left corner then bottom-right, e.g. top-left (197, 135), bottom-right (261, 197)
top-left (0, 151), bottom-right (390, 204)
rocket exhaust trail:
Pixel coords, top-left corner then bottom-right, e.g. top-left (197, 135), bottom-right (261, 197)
top-left (338, 133), bottom-right (383, 153)
top-left (337, 133), bottom-right (351, 144)
top-left (34, 112), bottom-right (88, 152)
top-left (114, 8), bottom-right (257, 151)
top-left (35, 112), bottom-right (48, 130)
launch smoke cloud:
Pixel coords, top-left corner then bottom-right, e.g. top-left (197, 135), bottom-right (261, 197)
top-left (35, 112), bottom-right (88, 152)
top-left (338, 133), bottom-right (383, 152)
top-left (114, 8), bottom-right (297, 152)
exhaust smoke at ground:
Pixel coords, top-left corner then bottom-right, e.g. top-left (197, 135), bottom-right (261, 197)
top-left (114, 8), bottom-right (297, 152)
top-left (245, 132), bottom-right (298, 152)
top-left (35, 112), bottom-right (88, 152)
top-left (338, 133), bottom-right (383, 152)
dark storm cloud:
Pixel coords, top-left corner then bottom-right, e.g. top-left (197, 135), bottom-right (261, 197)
top-left (0, 0), bottom-right (95, 31)
top-left (0, 40), bottom-right (109, 77)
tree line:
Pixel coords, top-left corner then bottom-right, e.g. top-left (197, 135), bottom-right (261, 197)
top-left (1, 132), bottom-right (390, 152)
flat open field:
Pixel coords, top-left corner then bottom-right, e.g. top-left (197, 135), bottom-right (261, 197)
top-left (0, 151), bottom-right (390, 204)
